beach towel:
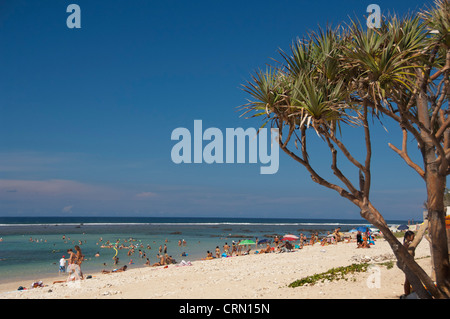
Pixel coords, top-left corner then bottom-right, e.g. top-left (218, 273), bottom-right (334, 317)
top-left (177, 260), bottom-right (192, 267)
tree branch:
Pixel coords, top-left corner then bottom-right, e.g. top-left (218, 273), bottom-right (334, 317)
top-left (277, 123), bottom-right (361, 205)
top-left (388, 128), bottom-right (426, 179)
top-left (327, 128), bottom-right (365, 172)
top-left (323, 133), bottom-right (361, 197)
top-left (362, 102), bottom-right (372, 199)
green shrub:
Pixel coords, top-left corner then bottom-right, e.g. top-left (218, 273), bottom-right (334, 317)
top-left (288, 263), bottom-right (370, 288)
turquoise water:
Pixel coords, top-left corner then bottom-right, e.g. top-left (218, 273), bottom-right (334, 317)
top-left (0, 217), bottom-right (407, 283)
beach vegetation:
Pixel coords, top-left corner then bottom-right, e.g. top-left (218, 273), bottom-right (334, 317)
top-left (288, 263), bottom-right (370, 287)
top-left (242, 0), bottom-right (450, 298)
top-left (379, 260), bottom-right (395, 270)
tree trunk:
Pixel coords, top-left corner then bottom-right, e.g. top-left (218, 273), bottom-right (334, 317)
top-left (361, 202), bottom-right (446, 298)
top-left (416, 75), bottom-right (450, 297)
top-left (426, 169), bottom-right (450, 296)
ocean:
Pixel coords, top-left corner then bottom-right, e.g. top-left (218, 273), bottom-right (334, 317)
top-left (0, 216), bottom-right (408, 284)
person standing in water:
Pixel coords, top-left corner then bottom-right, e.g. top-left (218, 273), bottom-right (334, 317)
top-left (74, 245), bottom-right (85, 279)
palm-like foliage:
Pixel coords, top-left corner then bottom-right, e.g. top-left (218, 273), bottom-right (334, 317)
top-left (421, 0), bottom-right (450, 48)
top-left (241, 67), bottom-right (284, 118)
top-left (289, 75), bottom-right (358, 130)
top-left (241, 26), bottom-right (358, 136)
top-left (242, 4), bottom-right (447, 136)
top-left (342, 17), bottom-right (425, 105)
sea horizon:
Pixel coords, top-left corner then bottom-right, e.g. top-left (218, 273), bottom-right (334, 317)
top-left (0, 215), bottom-right (416, 226)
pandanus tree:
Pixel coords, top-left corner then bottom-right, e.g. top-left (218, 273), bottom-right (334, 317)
top-left (241, 0), bottom-right (449, 298)
top-left (343, 1), bottom-right (450, 297)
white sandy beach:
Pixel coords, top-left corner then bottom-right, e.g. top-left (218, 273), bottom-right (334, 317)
top-left (0, 237), bottom-right (431, 299)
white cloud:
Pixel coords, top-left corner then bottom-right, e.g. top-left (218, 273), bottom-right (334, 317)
top-left (62, 205), bottom-right (74, 213)
top-left (135, 192), bottom-right (158, 198)
top-left (0, 179), bottom-right (122, 200)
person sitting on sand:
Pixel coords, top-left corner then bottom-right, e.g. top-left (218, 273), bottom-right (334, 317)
top-left (258, 243), bottom-right (272, 254)
top-left (165, 253), bottom-right (176, 264)
top-left (64, 263), bottom-right (82, 282)
top-left (334, 227), bottom-right (342, 243)
top-left (102, 265), bottom-right (127, 274)
top-left (204, 250), bottom-right (214, 260)
top-left (357, 237), bottom-right (371, 248)
top-left (215, 246), bottom-right (221, 258)
top-left (356, 231), bottom-right (363, 247)
top-left (287, 241), bottom-right (294, 250)
top-left (278, 241), bottom-right (294, 253)
top-left (152, 254), bottom-right (166, 266)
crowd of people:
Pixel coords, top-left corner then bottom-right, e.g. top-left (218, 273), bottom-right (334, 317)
top-left (52, 234), bottom-right (186, 283)
top-left (48, 227), bottom-right (420, 299)
top-left (201, 227), bottom-right (380, 261)
top-left (110, 238), bottom-right (181, 269)
top-left (52, 227), bottom-right (381, 280)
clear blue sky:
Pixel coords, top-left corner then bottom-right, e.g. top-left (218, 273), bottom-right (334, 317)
top-left (0, 0), bottom-right (436, 219)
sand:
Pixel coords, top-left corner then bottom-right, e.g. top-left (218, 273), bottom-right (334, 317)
top-left (0, 238), bottom-right (431, 299)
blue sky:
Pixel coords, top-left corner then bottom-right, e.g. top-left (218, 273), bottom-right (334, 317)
top-left (0, 0), bottom-right (436, 219)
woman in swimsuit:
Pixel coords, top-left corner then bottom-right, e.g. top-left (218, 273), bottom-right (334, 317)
top-left (74, 245), bottom-right (84, 279)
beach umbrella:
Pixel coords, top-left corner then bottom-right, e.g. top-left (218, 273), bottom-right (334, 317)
top-left (397, 224), bottom-right (409, 231)
top-left (356, 226), bottom-right (369, 232)
top-left (238, 239), bottom-right (256, 245)
top-left (257, 239), bottom-right (270, 245)
top-left (282, 234), bottom-right (299, 241)
top-left (348, 228), bottom-right (358, 233)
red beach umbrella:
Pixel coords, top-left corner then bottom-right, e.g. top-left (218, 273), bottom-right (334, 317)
top-left (282, 234), bottom-right (299, 241)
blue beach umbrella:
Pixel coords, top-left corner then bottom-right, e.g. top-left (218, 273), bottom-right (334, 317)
top-left (397, 224), bottom-right (409, 231)
top-left (356, 226), bottom-right (369, 232)
top-left (348, 228), bottom-right (358, 233)
top-left (257, 239), bottom-right (270, 245)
